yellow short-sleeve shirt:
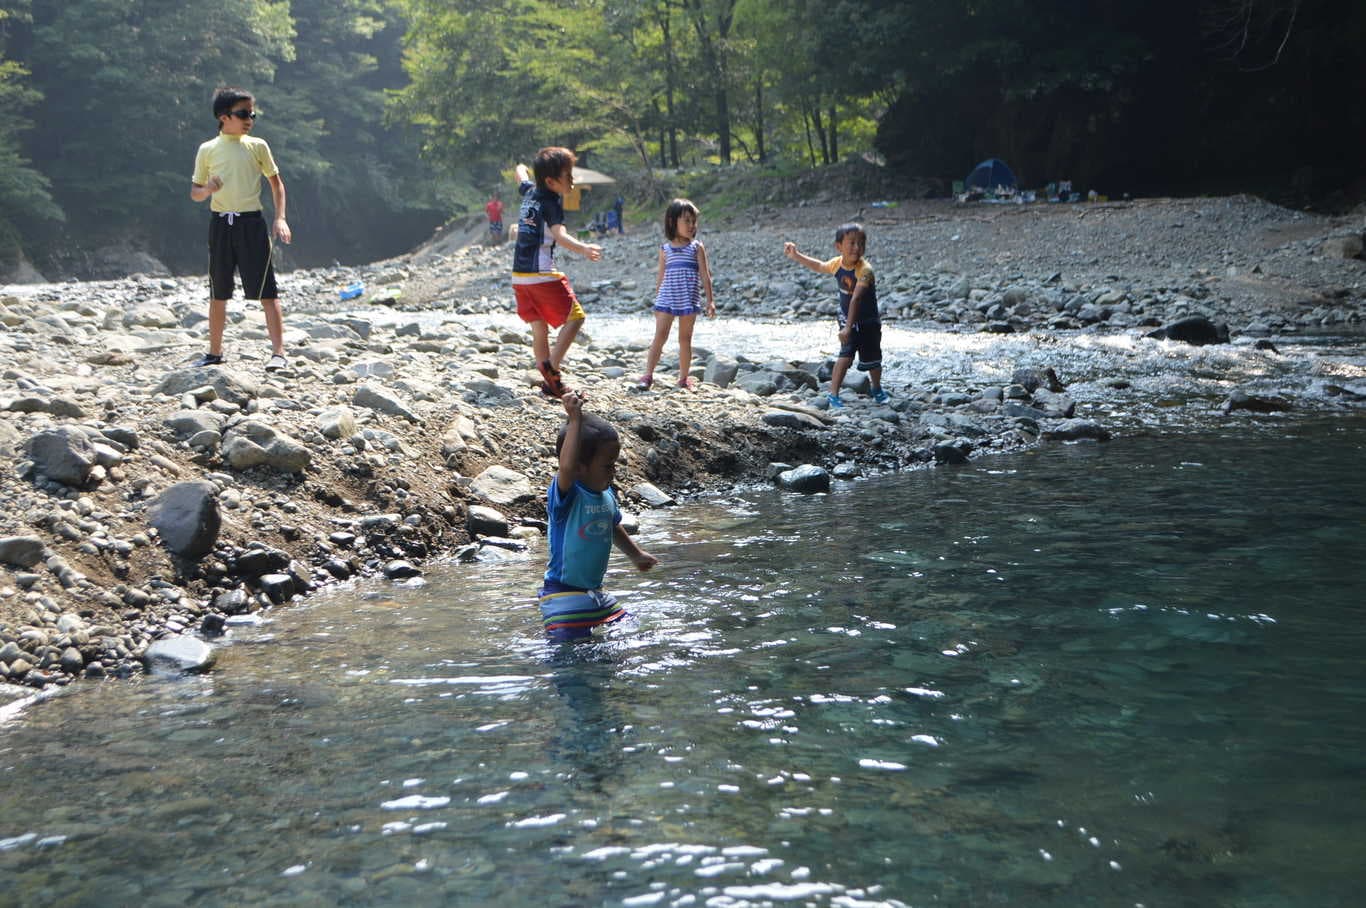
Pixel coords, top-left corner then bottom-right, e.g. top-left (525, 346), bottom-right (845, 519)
top-left (192, 133), bottom-right (279, 214)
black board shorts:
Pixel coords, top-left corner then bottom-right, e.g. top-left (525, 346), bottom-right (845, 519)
top-left (838, 320), bottom-right (883, 371)
top-left (208, 210), bottom-right (278, 300)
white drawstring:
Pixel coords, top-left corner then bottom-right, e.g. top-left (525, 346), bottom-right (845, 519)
top-left (218, 211), bottom-right (240, 225)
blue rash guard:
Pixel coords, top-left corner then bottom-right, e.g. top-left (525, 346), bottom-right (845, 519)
top-left (512, 180), bottom-right (565, 275)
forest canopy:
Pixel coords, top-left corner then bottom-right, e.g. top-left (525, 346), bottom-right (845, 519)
top-left (0, 0), bottom-right (1361, 278)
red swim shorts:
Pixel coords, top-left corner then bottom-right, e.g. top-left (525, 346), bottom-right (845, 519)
top-left (513, 272), bottom-right (586, 328)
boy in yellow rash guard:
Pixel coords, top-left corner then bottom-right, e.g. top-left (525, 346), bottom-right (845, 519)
top-left (189, 87), bottom-right (292, 371)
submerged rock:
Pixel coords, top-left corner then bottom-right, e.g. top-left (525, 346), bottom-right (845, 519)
top-left (143, 636), bottom-right (217, 674)
top-left (1221, 391), bottom-right (1292, 414)
top-left (1044, 419), bottom-right (1112, 442)
top-left (1145, 315), bottom-right (1229, 346)
top-left (777, 464), bottom-right (831, 493)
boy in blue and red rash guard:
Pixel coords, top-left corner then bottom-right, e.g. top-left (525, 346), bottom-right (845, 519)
top-left (512, 147), bottom-right (603, 398)
top-left (539, 391), bottom-right (657, 642)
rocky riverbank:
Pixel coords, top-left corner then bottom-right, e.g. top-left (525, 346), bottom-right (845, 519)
top-left (1, 193), bottom-right (1363, 688)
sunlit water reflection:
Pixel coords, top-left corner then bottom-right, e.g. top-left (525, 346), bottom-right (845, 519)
top-left (362, 309), bottom-right (1366, 431)
top-left (2, 419), bottom-right (1364, 906)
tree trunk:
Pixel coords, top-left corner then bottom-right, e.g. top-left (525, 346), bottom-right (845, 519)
top-left (828, 104), bottom-right (838, 162)
top-left (685, 0), bottom-right (737, 164)
top-left (755, 80), bottom-right (766, 162)
top-left (660, 9), bottom-right (680, 168)
top-left (802, 106), bottom-right (817, 167)
top-left (811, 104), bottom-right (829, 165)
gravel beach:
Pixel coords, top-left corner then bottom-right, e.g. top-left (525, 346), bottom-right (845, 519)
top-left (1, 193), bottom-right (1362, 686)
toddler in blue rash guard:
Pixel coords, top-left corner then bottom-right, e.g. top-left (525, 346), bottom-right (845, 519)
top-left (539, 390), bottom-right (658, 641)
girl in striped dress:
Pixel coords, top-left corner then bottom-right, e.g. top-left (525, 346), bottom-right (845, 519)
top-left (638, 198), bottom-right (716, 390)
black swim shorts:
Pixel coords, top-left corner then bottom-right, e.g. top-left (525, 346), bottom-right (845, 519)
top-left (837, 320), bottom-right (883, 371)
top-left (208, 210), bottom-right (278, 301)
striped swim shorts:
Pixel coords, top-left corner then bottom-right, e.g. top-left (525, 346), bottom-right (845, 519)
top-left (539, 588), bottom-right (626, 642)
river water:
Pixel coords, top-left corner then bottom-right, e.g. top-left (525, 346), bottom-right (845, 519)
top-left (2, 412), bottom-right (1364, 906)
top-left (362, 309), bottom-right (1366, 430)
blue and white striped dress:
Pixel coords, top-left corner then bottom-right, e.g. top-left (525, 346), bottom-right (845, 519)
top-left (654, 240), bottom-right (702, 316)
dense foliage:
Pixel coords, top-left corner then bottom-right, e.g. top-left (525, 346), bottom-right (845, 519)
top-left (0, 0), bottom-right (445, 275)
top-left (0, 0), bottom-right (1360, 277)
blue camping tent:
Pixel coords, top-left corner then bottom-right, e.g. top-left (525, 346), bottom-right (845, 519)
top-left (965, 158), bottom-right (1017, 191)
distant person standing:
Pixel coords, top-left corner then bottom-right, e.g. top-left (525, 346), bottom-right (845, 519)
top-left (189, 86), bottom-right (291, 371)
top-left (612, 194), bottom-right (625, 234)
top-left (485, 193), bottom-right (504, 245)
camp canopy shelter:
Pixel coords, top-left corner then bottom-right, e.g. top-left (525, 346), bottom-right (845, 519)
top-left (964, 158), bottom-right (1017, 191)
top-left (564, 166), bottom-right (616, 212)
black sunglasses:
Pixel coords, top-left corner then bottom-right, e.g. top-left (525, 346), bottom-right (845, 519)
top-left (226, 109), bottom-right (258, 121)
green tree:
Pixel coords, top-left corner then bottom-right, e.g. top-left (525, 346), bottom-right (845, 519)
top-left (264, 0), bottom-right (445, 264)
top-left (25, 0), bottom-right (293, 267)
top-left (0, 2), bottom-right (62, 269)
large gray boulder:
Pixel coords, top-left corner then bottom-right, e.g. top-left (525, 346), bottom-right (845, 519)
top-left (632, 482), bottom-right (675, 507)
top-left (467, 505), bottom-right (510, 538)
top-left (933, 438), bottom-right (974, 464)
top-left (353, 384), bottom-right (419, 422)
top-left (317, 406), bottom-right (357, 440)
top-left (762, 410), bottom-right (827, 430)
top-left (1043, 419), bottom-right (1112, 442)
top-left (163, 410), bottom-right (226, 440)
top-left (26, 427), bottom-right (97, 486)
top-left (470, 465), bottom-right (534, 505)
top-left (221, 420), bottom-right (311, 472)
top-left (156, 367), bottom-right (259, 407)
top-left (704, 356), bottom-right (740, 389)
top-left (1013, 366), bottom-right (1065, 393)
top-left (0, 536), bottom-right (46, 569)
top-left (149, 481), bottom-right (221, 558)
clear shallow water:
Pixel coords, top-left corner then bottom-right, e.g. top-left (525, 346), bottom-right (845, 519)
top-left (363, 309), bottom-right (1366, 430)
top-left (2, 420), bottom-right (1366, 906)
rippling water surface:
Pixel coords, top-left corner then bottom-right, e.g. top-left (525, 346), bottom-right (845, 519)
top-left (370, 310), bottom-right (1366, 429)
top-left (2, 420), bottom-right (1365, 906)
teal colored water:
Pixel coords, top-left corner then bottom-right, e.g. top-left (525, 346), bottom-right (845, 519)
top-left (1, 419), bottom-right (1364, 907)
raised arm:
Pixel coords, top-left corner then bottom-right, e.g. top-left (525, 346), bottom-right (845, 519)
top-left (556, 391), bottom-right (584, 494)
top-left (783, 242), bottom-right (826, 274)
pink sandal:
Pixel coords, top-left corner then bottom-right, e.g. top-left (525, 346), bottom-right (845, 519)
top-left (677, 376), bottom-right (696, 390)
top-left (635, 374), bottom-right (653, 390)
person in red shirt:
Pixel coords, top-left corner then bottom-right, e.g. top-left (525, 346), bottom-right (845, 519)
top-left (485, 194), bottom-right (504, 245)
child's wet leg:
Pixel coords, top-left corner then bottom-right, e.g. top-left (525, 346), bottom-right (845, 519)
top-left (550, 316), bottom-right (584, 371)
top-left (641, 311), bottom-right (673, 385)
top-left (261, 298), bottom-right (285, 356)
top-left (530, 320), bottom-right (552, 369)
top-left (677, 314), bottom-right (697, 386)
top-left (829, 356), bottom-right (853, 399)
top-left (207, 298), bottom-right (228, 356)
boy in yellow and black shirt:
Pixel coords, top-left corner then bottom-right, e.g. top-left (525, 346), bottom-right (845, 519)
top-left (783, 223), bottom-right (890, 408)
top-left (189, 87), bottom-right (292, 371)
